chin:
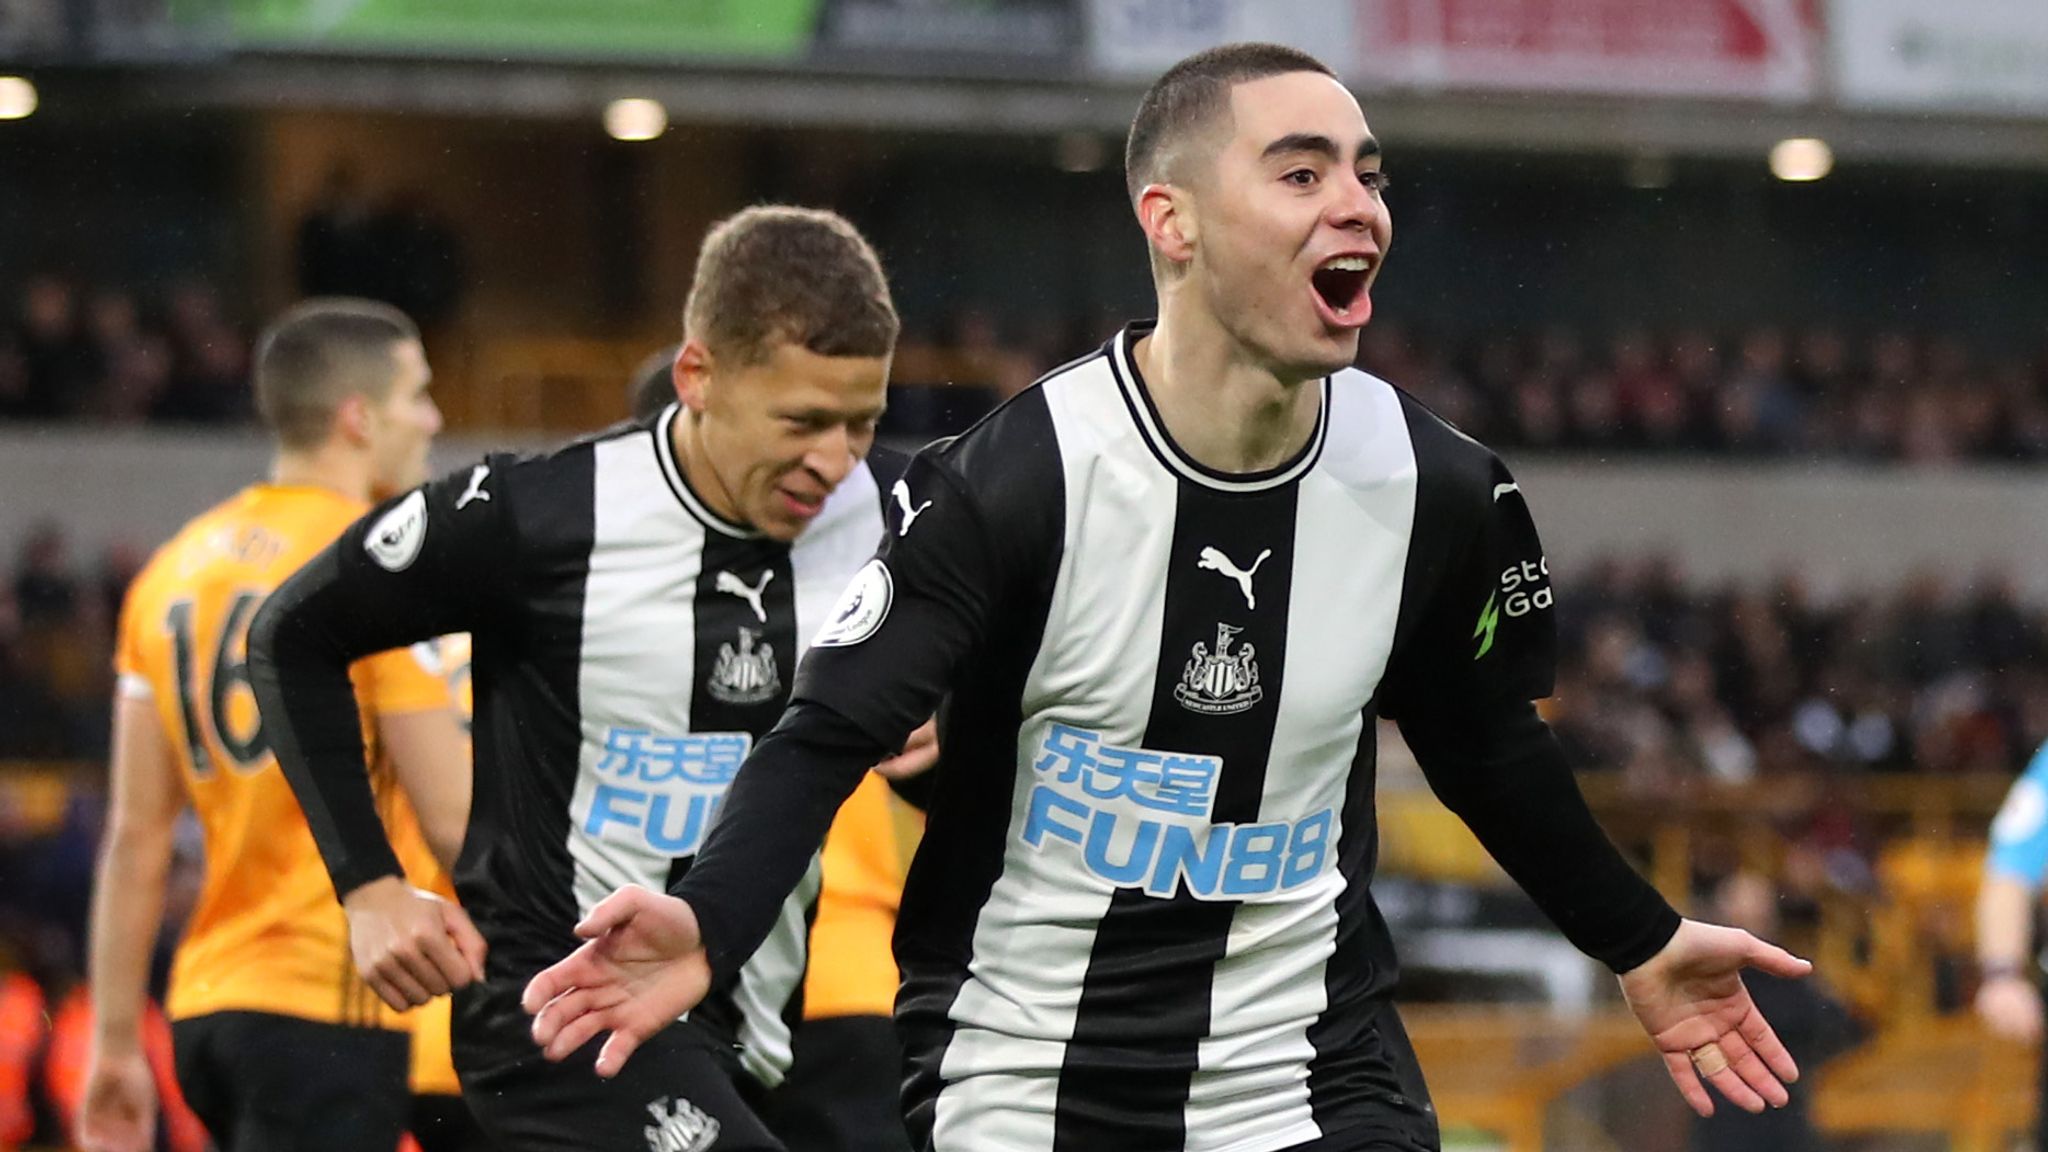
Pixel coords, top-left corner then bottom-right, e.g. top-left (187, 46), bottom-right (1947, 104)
top-left (1317, 326), bottom-right (1365, 367)
top-left (1281, 344), bottom-right (1358, 382)
top-left (1255, 319), bottom-right (1359, 382)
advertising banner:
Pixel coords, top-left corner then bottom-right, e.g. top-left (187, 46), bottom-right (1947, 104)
top-left (816, 0), bottom-right (1078, 61)
top-left (1085, 0), bottom-right (1354, 77)
top-left (1831, 0), bottom-right (2048, 115)
top-left (1352, 0), bottom-right (1819, 100)
top-left (204, 0), bottom-right (820, 59)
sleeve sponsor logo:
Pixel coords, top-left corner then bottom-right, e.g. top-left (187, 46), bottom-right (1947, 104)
top-left (577, 729), bottom-right (751, 857)
top-left (812, 558), bottom-right (893, 648)
top-left (365, 489), bottom-right (428, 572)
top-left (1021, 722), bottom-right (1333, 901)
top-left (1474, 556), bottom-right (1551, 660)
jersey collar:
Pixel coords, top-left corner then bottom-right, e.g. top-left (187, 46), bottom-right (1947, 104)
top-left (1106, 322), bottom-right (1331, 494)
top-left (652, 404), bottom-right (760, 539)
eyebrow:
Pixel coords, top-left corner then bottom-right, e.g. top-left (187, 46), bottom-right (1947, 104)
top-left (1261, 133), bottom-right (1383, 164)
top-left (781, 403), bottom-right (886, 422)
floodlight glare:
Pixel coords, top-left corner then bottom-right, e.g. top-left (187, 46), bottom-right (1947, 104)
top-left (604, 98), bottom-right (668, 142)
top-left (1770, 138), bottom-right (1833, 182)
top-left (0, 77), bottom-right (38, 121)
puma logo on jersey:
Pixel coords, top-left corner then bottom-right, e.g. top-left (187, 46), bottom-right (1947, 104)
top-left (642, 1096), bottom-right (719, 1152)
top-left (891, 479), bottom-right (932, 537)
top-left (1492, 482), bottom-right (1519, 503)
top-left (1197, 546), bottom-right (1272, 610)
top-left (457, 464), bottom-right (492, 509)
top-left (714, 569), bottom-right (773, 624)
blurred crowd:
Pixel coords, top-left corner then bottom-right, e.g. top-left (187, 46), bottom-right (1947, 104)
top-left (11, 271), bottom-right (2048, 469)
top-left (0, 276), bottom-right (252, 426)
top-left (1370, 323), bottom-right (2048, 464)
top-left (1552, 556), bottom-right (2047, 786)
top-left (0, 524), bottom-right (132, 762)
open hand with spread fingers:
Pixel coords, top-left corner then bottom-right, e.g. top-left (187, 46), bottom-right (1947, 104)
top-left (1619, 918), bottom-right (1814, 1117)
top-left (521, 884), bottom-right (713, 1078)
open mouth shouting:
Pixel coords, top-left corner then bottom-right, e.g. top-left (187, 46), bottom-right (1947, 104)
top-left (1309, 253), bottom-right (1377, 330)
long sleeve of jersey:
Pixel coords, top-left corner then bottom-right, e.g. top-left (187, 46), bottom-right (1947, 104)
top-left (1380, 447), bottom-right (1678, 974)
top-left (677, 703), bottom-right (889, 979)
top-left (675, 451), bottom-right (998, 980)
top-left (1399, 700), bottom-right (1679, 972)
top-left (250, 461), bottom-right (515, 901)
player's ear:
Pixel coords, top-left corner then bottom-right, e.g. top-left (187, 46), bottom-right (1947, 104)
top-left (1137, 183), bottom-right (1197, 266)
top-left (674, 339), bottom-right (713, 415)
top-left (332, 391), bottom-right (373, 447)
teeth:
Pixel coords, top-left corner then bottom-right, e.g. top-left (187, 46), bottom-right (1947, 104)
top-left (1321, 256), bottom-right (1373, 272)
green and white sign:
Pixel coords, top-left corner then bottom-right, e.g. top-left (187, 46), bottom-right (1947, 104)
top-left (204, 0), bottom-right (820, 59)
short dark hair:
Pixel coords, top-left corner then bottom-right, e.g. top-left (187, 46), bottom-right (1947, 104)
top-left (628, 344), bottom-right (680, 422)
top-left (253, 298), bottom-right (419, 450)
top-left (1125, 42), bottom-right (1337, 202)
top-left (683, 206), bottom-right (899, 366)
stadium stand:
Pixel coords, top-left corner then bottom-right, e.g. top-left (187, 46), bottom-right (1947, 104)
top-left (9, 277), bottom-right (2048, 465)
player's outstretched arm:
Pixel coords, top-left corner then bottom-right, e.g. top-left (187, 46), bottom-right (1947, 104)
top-left (1406, 701), bottom-right (1811, 1116)
top-left (1392, 452), bottom-right (1810, 1116)
top-left (522, 885), bottom-right (713, 1078)
top-left (1618, 918), bottom-right (1812, 1117)
top-left (79, 694), bottom-right (181, 1152)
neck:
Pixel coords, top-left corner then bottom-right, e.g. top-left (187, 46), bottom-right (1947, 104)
top-left (270, 443), bottom-right (373, 504)
top-left (673, 409), bottom-right (746, 524)
top-left (1132, 290), bottom-right (1322, 475)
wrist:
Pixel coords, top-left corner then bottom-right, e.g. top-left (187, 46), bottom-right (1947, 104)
top-left (341, 872), bottom-right (406, 910)
top-left (91, 1029), bottom-right (144, 1058)
top-left (1980, 959), bottom-right (2030, 981)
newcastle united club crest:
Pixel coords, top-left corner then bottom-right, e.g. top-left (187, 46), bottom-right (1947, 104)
top-left (708, 627), bottom-right (780, 706)
top-left (1175, 622), bottom-right (1262, 716)
top-left (643, 1096), bottom-right (720, 1152)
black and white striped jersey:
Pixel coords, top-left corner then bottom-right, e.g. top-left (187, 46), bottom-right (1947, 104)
top-left (675, 324), bottom-right (1678, 1152)
top-left (252, 405), bottom-right (899, 1087)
